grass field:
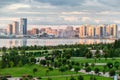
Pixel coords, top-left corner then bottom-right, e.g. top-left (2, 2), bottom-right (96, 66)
top-left (0, 64), bottom-right (112, 80)
top-left (71, 57), bottom-right (120, 72)
top-left (0, 64), bottom-right (81, 77)
top-left (71, 57), bottom-right (120, 63)
top-left (41, 75), bottom-right (112, 80)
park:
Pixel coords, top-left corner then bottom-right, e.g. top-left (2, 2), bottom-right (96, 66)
top-left (0, 39), bottom-right (120, 80)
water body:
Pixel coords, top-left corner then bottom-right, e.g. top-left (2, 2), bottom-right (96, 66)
top-left (0, 39), bottom-right (115, 48)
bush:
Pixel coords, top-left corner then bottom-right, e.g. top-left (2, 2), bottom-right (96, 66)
top-left (94, 68), bottom-right (100, 75)
top-left (78, 75), bottom-right (84, 80)
top-left (109, 69), bottom-right (116, 76)
top-left (107, 62), bottom-right (113, 69)
top-left (85, 66), bottom-right (91, 73)
top-left (47, 78), bottom-right (52, 80)
top-left (70, 76), bottom-right (76, 80)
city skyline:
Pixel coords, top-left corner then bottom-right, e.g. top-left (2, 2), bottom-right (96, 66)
top-left (0, 0), bottom-right (120, 29)
top-left (4, 20), bottom-right (118, 39)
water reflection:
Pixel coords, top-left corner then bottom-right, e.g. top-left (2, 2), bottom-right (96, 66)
top-left (0, 39), bottom-right (115, 48)
top-left (20, 39), bottom-right (27, 47)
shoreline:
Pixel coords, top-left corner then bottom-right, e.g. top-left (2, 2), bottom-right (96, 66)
top-left (0, 37), bottom-right (118, 40)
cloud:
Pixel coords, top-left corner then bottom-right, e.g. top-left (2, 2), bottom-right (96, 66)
top-left (0, 0), bottom-right (21, 7)
top-left (94, 19), bottom-right (104, 24)
top-left (97, 11), bottom-right (120, 15)
top-left (81, 17), bottom-right (90, 22)
top-left (5, 3), bottom-right (31, 10)
top-left (114, 20), bottom-right (120, 24)
top-left (0, 18), bottom-right (19, 21)
top-left (98, 0), bottom-right (120, 7)
top-left (0, 0), bottom-right (120, 28)
top-left (35, 0), bottom-right (85, 6)
top-left (61, 11), bottom-right (89, 15)
top-left (60, 16), bottom-right (79, 22)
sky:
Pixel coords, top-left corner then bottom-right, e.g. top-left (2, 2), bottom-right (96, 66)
top-left (0, 0), bottom-right (120, 29)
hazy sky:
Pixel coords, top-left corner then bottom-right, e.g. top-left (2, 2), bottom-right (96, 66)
top-left (0, 0), bottom-right (120, 29)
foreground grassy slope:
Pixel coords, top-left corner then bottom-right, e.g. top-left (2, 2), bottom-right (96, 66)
top-left (0, 64), bottom-right (112, 80)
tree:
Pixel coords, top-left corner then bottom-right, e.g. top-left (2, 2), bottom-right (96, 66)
top-left (109, 69), bottom-right (116, 76)
top-left (46, 69), bottom-right (49, 76)
top-left (20, 50), bottom-right (26, 55)
top-left (85, 51), bottom-right (92, 58)
top-left (114, 39), bottom-right (120, 48)
top-left (85, 62), bottom-right (89, 67)
top-left (94, 68), bottom-right (100, 75)
top-left (107, 62), bottom-right (113, 69)
top-left (74, 66), bottom-right (81, 73)
top-left (48, 67), bottom-right (53, 71)
top-left (33, 68), bottom-right (38, 76)
top-left (53, 61), bottom-right (58, 68)
top-left (9, 61), bottom-right (14, 67)
top-left (2, 47), bottom-right (7, 52)
top-left (40, 60), bottom-right (46, 66)
top-left (59, 66), bottom-right (66, 74)
top-left (90, 76), bottom-right (97, 80)
top-left (30, 57), bottom-right (36, 64)
top-left (1, 77), bottom-right (8, 80)
top-left (47, 78), bottom-right (52, 80)
top-left (91, 63), bottom-right (95, 68)
top-left (85, 66), bottom-right (91, 73)
top-left (68, 64), bottom-right (73, 70)
top-left (103, 47), bottom-right (109, 60)
top-left (78, 75), bottom-right (84, 80)
top-left (65, 54), bottom-right (71, 59)
top-left (95, 50), bottom-right (101, 59)
top-left (70, 76), bottom-right (76, 80)
top-left (17, 60), bottom-right (23, 67)
top-left (114, 61), bottom-right (119, 69)
top-left (102, 69), bottom-right (106, 74)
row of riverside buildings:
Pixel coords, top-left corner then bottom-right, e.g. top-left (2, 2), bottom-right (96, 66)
top-left (79, 24), bottom-right (118, 38)
top-left (2, 18), bottom-right (118, 38)
top-left (27, 24), bottom-right (118, 38)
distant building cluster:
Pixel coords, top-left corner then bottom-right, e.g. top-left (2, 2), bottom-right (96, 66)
top-left (27, 24), bottom-right (118, 38)
top-left (79, 24), bottom-right (118, 38)
top-left (27, 26), bottom-right (77, 38)
top-left (0, 18), bottom-right (118, 39)
top-left (7, 18), bottom-right (27, 36)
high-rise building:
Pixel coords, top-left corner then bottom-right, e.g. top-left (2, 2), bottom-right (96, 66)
top-left (106, 24), bottom-right (118, 38)
top-left (12, 21), bottom-right (19, 35)
top-left (20, 18), bottom-right (27, 35)
top-left (99, 25), bottom-right (105, 37)
top-left (78, 24), bottom-right (118, 38)
top-left (88, 25), bottom-right (94, 37)
top-left (7, 24), bottom-right (13, 35)
top-left (79, 25), bottom-right (84, 37)
top-left (110, 24), bottom-right (118, 38)
top-left (79, 25), bottom-right (88, 38)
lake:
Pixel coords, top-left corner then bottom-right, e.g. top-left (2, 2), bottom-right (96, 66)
top-left (0, 39), bottom-right (115, 48)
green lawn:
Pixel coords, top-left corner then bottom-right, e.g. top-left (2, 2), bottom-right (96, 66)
top-left (71, 57), bottom-right (120, 72)
top-left (71, 57), bottom-right (120, 63)
top-left (41, 74), bottom-right (112, 80)
top-left (0, 64), bottom-right (81, 77)
top-left (0, 65), bottom-right (112, 80)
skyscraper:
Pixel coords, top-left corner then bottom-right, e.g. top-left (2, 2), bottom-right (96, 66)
top-left (12, 21), bottom-right (19, 35)
top-left (110, 24), bottom-right (118, 38)
top-left (79, 25), bottom-right (88, 38)
top-left (7, 24), bottom-right (13, 35)
top-left (20, 18), bottom-right (27, 35)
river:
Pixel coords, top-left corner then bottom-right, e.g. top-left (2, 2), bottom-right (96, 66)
top-left (0, 39), bottom-right (115, 48)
